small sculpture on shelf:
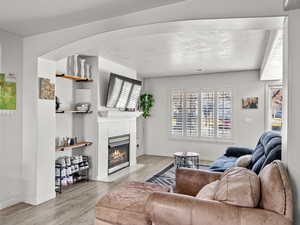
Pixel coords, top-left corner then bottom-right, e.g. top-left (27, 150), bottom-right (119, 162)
top-left (56, 96), bottom-right (61, 111)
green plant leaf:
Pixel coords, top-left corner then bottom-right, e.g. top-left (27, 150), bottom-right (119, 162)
top-left (139, 93), bottom-right (154, 118)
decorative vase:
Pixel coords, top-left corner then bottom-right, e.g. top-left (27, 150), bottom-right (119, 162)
top-left (73, 54), bottom-right (80, 77)
top-left (85, 64), bottom-right (92, 80)
top-left (80, 58), bottom-right (86, 79)
top-left (67, 56), bottom-right (74, 75)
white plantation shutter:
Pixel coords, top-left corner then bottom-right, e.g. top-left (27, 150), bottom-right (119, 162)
top-left (200, 91), bottom-right (215, 137)
top-left (185, 92), bottom-right (199, 137)
top-left (171, 92), bottom-right (184, 136)
top-left (171, 90), bottom-right (233, 139)
top-left (217, 91), bottom-right (233, 138)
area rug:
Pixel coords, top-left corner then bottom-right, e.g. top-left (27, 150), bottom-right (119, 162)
top-left (147, 164), bottom-right (209, 188)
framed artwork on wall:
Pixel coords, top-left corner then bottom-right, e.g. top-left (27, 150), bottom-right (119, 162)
top-left (39, 78), bottom-right (55, 100)
top-left (0, 73), bottom-right (16, 111)
top-left (242, 97), bottom-right (258, 109)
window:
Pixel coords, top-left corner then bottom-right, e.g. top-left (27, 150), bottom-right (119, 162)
top-left (268, 86), bottom-right (283, 132)
top-left (171, 90), bottom-right (233, 139)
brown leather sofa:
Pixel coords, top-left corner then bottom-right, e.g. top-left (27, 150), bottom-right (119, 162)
top-left (95, 161), bottom-right (293, 225)
top-left (145, 161), bottom-right (293, 225)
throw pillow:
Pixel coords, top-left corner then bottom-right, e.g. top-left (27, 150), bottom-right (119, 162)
top-left (235, 154), bottom-right (252, 168)
top-left (215, 167), bottom-right (260, 208)
top-left (196, 180), bottom-right (219, 200)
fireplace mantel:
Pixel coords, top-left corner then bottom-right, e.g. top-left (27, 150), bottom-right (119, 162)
top-left (98, 110), bottom-right (142, 123)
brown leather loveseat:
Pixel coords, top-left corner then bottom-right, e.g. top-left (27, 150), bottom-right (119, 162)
top-left (145, 161), bottom-right (293, 225)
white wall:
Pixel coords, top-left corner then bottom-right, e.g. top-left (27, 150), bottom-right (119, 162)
top-left (0, 29), bottom-right (23, 209)
top-left (136, 77), bottom-right (145, 157)
top-left (55, 77), bottom-right (73, 159)
top-left (143, 71), bottom-right (267, 161)
top-left (22, 58), bottom-right (56, 205)
top-left (56, 78), bottom-right (73, 138)
top-left (286, 9), bottom-right (300, 224)
top-left (36, 59), bottom-right (56, 204)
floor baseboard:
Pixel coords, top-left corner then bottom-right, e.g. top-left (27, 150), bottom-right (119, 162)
top-left (0, 195), bottom-right (22, 210)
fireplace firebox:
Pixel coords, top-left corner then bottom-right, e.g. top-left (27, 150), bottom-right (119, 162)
top-left (108, 135), bottom-right (130, 175)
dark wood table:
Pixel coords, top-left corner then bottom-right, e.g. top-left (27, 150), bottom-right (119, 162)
top-left (173, 152), bottom-right (200, 169)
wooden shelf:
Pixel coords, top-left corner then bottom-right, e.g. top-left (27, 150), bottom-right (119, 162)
top-left (56, 141), bottom-right (93, 151)
top-left (56, 74), bottom-right (93, 82)
top-left (56, 110), bottom-right (93, 114)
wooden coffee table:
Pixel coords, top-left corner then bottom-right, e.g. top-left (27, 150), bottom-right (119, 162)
top-left (174, 152), bottom-right (200, 169)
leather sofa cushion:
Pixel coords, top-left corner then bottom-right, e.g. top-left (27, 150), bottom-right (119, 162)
top-left (215, 167), bottom-right (260, 208)
top-left (96, 182), bottom-right (170, 225)
top-left (235, 154), bottom-right (252, 168)
top-left (196, 180), bottom-right (219, 200)
top-left (259, 161), bottom-right (293, 220)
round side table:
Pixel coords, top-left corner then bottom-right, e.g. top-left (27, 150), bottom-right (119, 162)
top-left (173, 152), bottom-right (200, 169)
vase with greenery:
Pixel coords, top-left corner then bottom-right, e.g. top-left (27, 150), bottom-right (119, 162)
top-left (139, 93), bottom-right (154, 118)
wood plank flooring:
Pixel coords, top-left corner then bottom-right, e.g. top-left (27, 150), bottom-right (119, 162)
top-left (0, 155), bottom-right (173, 225)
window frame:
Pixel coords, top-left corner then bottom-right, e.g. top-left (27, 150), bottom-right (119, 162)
top-left (169, 88), bottom-right (235, 143)
top-left (265, 83), bottom-right (283, 133)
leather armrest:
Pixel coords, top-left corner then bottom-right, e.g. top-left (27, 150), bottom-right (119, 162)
top-left (145, 192), bottom-right (240, 225)
top-left (224, 147), bottom-right (254, 157)
top-left (145, 192), bottom-right (292, 225)
top-left (175, 168), bottom-right (222, 196)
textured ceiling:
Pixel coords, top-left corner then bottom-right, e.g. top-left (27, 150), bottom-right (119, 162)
top-left (0, 0), bottom-right (183, 36)
top-left (92, 30), bottom-right (269, 77)
top-left (42, 17), bottom-right (284, 78)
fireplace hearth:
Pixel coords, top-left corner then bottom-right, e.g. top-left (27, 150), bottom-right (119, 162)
top-left (108, 135), bottom-right (130, 175)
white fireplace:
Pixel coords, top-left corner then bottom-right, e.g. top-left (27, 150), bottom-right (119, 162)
top-left (95, 111), bottom-right (142, 181)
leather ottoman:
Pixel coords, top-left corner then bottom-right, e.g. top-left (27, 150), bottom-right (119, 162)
top-left (95, 182), bottom-right (170, 225)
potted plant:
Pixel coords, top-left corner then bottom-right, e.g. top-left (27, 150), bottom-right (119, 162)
top-left (139, 93), bottom-right (154, 118)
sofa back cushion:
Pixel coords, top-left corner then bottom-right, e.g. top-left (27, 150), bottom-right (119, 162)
top-left (215, 167), bottom-right (260, 208)
top-left (196, 180), bottom-right (219, 201)
top-left (259, 161), bottom-right (293, 221)
top-left (250, 132), bottom-right (282, 174)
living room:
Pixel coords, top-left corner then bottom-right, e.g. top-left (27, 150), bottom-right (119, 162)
top-left (1, 1), bottom-right (300, 225)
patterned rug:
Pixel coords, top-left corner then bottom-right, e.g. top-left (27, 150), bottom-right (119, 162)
top-left (147, 163), bottom-right (209, 188)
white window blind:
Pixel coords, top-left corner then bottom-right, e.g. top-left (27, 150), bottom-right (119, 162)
top-left (185, 92), bottom-right (199, 137)
top-left (217, 91), bottom-right (233, 138)
top-left (171, 90), bottom-right (233, 139)
top-left (171, 92), bottom-right (184, 136)
top-left (200, 91), bottom-right (215, 137)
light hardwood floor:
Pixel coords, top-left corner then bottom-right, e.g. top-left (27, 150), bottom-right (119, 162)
top-left (0, 155), bottom-right (173, 225)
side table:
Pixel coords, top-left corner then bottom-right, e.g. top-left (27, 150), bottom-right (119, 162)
top-left (174, 152), bottom-right (200, 169)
